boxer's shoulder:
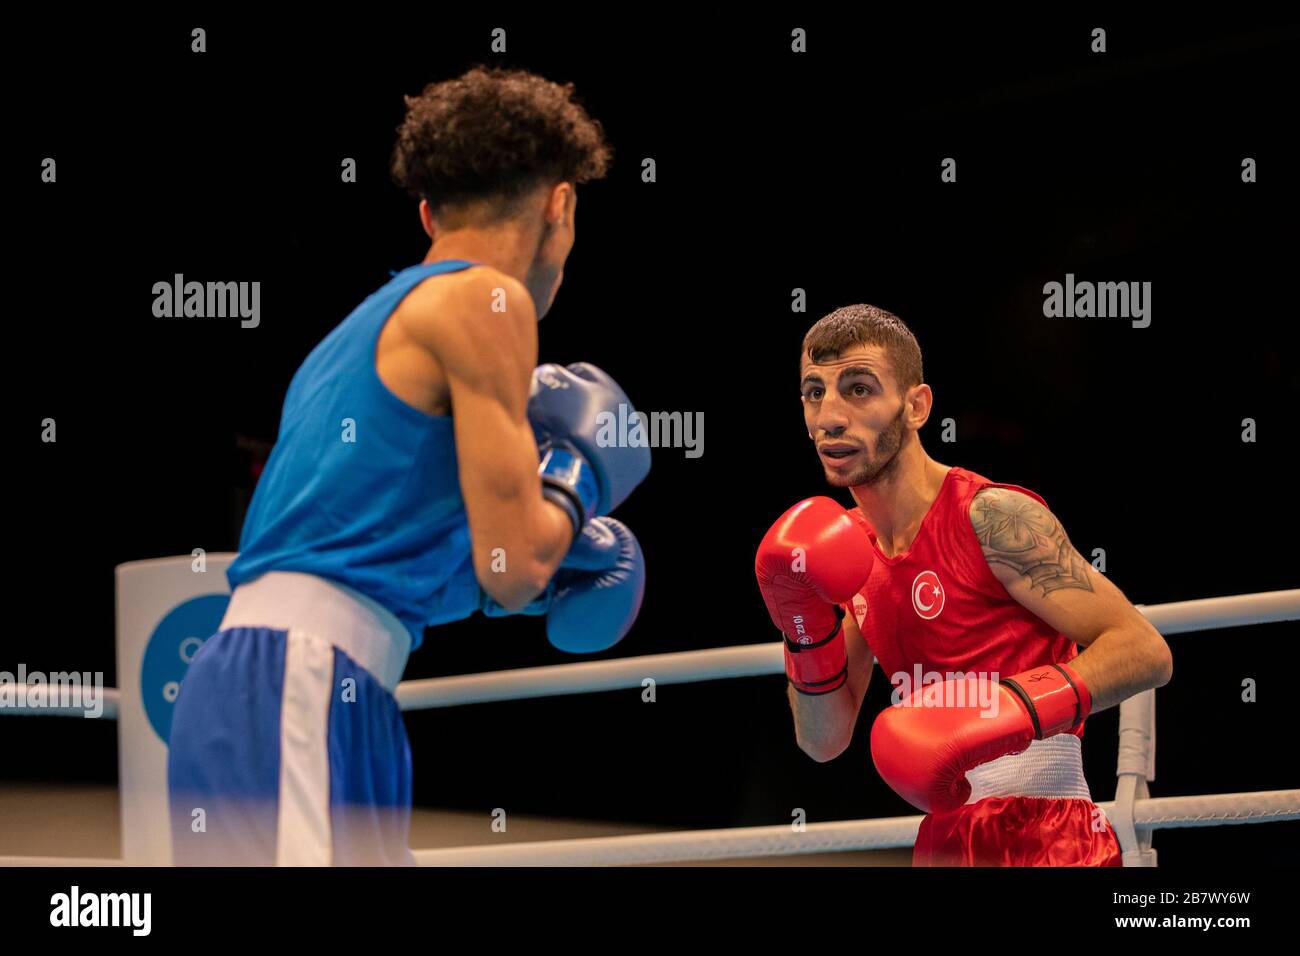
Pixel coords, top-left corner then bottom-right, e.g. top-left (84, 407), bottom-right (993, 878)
top-left (395, 266), bottom-right (537, 369)
top-left (406, 265), bottom-right (534, 330)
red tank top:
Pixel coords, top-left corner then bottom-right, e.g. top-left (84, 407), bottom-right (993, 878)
top-left (845, 466), bottom-right (1086, 737)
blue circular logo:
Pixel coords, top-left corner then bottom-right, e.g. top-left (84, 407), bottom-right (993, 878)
top-left (140, 594), bottom-right (229, 742)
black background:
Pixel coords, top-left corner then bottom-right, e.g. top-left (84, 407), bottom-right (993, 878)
top-left (8, 12), bottom-right (1298, 865)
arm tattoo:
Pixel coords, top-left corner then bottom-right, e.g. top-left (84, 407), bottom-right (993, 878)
top-left (970, 488), bottom-right (1093, 596)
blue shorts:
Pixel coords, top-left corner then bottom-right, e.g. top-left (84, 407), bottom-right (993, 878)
top-left (167, 626), bottom-right (414, 865)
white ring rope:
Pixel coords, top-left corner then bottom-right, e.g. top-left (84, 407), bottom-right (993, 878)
top-left (413, 815), bottom-right (925, 867)
top-left (1128, 789), bottom-right (1300, 828)
top-left (3, 589), bottom-right (1295, 717)
top-left (396, 588), bottom-right (1299, 711)
top-left (1, 686), bottom-right (120, 720)
top-left (397, 644), bottom-right (780, 710)
top-left (409, 791), bottom-right (1300, 867)
top-left (4, 790), bottom-right (1293, 869)
top-left (1134, 588), bottom-right (1300, 634)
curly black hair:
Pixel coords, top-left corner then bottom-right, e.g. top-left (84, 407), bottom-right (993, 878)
top-left (391, 66), bottom-right (612, 223)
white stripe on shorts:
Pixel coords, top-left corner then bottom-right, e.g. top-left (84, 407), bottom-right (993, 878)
top-left (276, 629), bottom-right (334, 866)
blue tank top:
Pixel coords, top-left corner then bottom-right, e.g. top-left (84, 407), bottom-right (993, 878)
top-left (228, 259), bottom-right (482, 649)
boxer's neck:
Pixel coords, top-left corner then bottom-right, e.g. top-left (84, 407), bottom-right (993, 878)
top-left (852, 449), bottom-right (949, 557)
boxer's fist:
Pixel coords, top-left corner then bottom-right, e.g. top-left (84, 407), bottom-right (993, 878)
top-left (480, 517), bottom-right (645, 654)
top-left (529, 363), bottom-right (651, 531)
top-left (755, 497), bottom-right (874, 695)
top-left (755, 497), bottom-right (874, 642)
top-left (870, 663), bottom-right (1091, 813)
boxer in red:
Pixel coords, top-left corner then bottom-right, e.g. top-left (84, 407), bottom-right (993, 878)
top-left (754, 304), bottom-right (1173, 866)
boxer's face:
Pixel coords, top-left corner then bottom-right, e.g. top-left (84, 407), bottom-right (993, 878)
top-left (800, 344), bottom-right (910, 488)
top-left (526, 183), bottom-right (577, 319)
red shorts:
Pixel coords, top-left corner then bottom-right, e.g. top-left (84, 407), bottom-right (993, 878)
top-left (913, 796), bottom-right (1122, 867)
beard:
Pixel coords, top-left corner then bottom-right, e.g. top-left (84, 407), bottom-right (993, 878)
top-left (823, 401), bottom-right (907, 488)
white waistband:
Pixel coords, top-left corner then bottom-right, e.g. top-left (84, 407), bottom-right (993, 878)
top-left (965, 734), bottom-right (1092, 803)
top-left (219, 571), bottom-right (411, 692)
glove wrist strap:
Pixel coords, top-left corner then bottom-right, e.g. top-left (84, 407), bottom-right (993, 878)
top-left (784, 608), bottom-right (849, 696)
top-left (1000, 661), bottom-right (1091, 738)
top-left (539, 446), bottom-right (600, 533)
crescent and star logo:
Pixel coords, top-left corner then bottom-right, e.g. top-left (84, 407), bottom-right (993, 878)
top-left (911, 570), bottom-right (945, 620)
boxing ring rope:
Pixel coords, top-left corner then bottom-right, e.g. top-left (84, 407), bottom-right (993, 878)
top-left (393, 589), bottom-right (1300, 711)
top-left (5, 687), bottom-right (120, 720)
top-left (2, 588), bottom-right (1297, 866)
top-left (409, 791), bottom-right (1300, 866)
top-left (13, 590), bottom-right (1293, 717)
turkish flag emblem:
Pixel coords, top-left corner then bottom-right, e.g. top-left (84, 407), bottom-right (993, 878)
top-left (911, 571), bottom-right (945, 620)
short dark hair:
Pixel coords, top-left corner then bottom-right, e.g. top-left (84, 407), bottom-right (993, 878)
top-left (390, 66), bottom-right (612, 223)
top-left (802, 304), bottom-right (924, 390)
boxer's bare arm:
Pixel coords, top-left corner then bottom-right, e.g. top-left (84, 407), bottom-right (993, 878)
top-left (789, 611), bottom-right (873, 762)
top-left (970, 487), bottom-right (1173, 712)
top-left (402, 268), bottom-right (572, 610)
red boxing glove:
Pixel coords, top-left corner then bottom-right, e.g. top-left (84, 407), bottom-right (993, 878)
top-left (755, 498), bottom-right (875, 695)
top-left (869, 661), bottom-right (1092, 813)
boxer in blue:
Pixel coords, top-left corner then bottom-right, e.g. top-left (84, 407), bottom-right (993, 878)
top-left (168, 67), bottom-right (649, 865)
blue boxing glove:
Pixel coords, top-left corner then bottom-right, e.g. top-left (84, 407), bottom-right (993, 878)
top-left (480, 517), bottom-right (646, 654)
top-left (530, 363), bottom-right (652, 533)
